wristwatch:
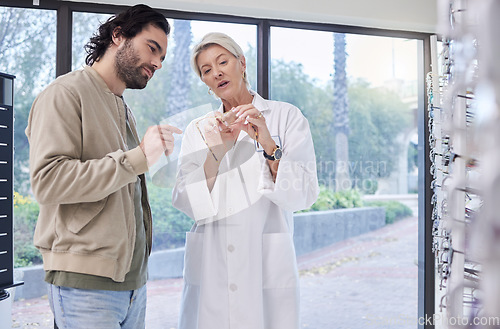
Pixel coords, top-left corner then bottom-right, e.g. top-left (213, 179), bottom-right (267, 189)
top-left (263, 145), bottom-right (282, 161)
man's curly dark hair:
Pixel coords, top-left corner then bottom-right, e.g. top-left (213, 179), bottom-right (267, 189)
top-left (84, 4), bottom-right (170, 66)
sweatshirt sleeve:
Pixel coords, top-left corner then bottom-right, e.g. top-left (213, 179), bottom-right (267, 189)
top-left (171, 121), bottom-right (221, 224)
top-left (257, 105), bottom-right (319, 212)
top-left (25, 83), bottom-right (148, 205)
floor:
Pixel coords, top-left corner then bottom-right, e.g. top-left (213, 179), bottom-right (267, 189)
top-left (11, 216), bottom-right (418, 329)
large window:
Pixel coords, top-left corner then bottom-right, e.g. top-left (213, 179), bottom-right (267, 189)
top-left (72, 12), bottom-right (112, 70)
top-left (72, 13), bottom-right (258, 252)
top-left (0, 6), bottom-right (56, 270)
top-left (270, 26), bottom-right (420, 327)
top-left (123, 19), bottom-right (257, 253)
top-left (71, 16), bottom-right (258, 327)
top-left (2, 2), bottom-right (431, 328)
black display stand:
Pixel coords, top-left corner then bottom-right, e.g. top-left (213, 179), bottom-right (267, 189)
top-left (0, 73), bottom-right (23, 295)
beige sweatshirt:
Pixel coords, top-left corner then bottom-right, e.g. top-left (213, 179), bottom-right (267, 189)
top-left (25, 66), bottom-right (152, 282)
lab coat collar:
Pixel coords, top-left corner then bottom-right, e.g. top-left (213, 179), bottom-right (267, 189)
top-left (249, 90), bottom-right (271, 113)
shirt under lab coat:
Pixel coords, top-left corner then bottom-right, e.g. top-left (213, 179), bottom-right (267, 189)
top-left (172, 91), bottom-right (319, 329)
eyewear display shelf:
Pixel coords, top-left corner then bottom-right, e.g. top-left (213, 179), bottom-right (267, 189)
top-left (430, 0), bottom-right (500, 328)
top-left (0, 72), bottom-right (23, 301)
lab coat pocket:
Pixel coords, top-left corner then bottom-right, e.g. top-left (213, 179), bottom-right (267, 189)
top-left (262, 233), bottom-right (299, 289)
top-left (184, 232), bottom-right (204, 285)
top-left (66, 197), bottom-right (108, 234)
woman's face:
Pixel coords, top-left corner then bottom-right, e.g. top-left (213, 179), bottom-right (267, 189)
top-left (196, 44), bottom-right (246, 101)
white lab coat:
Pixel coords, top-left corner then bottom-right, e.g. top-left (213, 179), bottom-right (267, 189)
top-left (172, 91), bottom-right (319, 329)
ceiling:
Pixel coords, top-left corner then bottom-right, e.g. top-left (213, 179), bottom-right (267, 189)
top-left (65, 0), bottom-right (438, 33)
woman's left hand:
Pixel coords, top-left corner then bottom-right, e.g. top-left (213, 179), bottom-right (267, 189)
top-left (231, 104), bottom-right (272, 144)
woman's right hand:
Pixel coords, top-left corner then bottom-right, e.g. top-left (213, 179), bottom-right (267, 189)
top-left (203, 113), bottom-right (240, 161)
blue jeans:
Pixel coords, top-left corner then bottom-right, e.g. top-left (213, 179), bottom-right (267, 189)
top-left (47, 284), bottom-right (147, 329)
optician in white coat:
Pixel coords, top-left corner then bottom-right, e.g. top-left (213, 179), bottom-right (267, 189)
top-left (172, 32), bottom-right (319, 329)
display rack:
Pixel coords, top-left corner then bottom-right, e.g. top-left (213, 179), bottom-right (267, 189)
top-left (0, 73), bottom-right (23, 299)
top-left (429, 0), bottom-right (500, 327)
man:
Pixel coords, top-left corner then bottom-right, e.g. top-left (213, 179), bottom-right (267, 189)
top-left (25, 4), bottom-right (181, 328)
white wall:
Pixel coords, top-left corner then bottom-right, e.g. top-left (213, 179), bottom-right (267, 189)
top-left (70, 0), bottom-right (437, 33)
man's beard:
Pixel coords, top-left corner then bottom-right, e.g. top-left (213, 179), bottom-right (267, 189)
top-left (115, 39), bottom-right (151, 89)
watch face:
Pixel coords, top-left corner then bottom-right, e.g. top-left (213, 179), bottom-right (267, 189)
top-left (274, 148), bottom-right (283, 160)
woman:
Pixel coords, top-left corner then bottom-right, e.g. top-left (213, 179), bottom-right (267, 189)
top-left (172, 32), bottom-right (319, 329)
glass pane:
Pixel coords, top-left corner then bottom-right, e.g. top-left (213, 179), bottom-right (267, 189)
top-left (0, 5), bottom-right (56, 263)
top-left (271, 26), bottom-right (419, 328)
top-left (0, 5), bottom-right (56, 327)
top-left (122, 19), bottom-right (257, 250)
top-left (123, 20), bottom-right (257, 131)
top-left (72, 14), bottom-right (257, 255)
top-left (74, 16), bottom-right (259, 328)
top-left (72, 12), bottom-right (113, 70)
top-left (122, 19), bottom-right (257, 328)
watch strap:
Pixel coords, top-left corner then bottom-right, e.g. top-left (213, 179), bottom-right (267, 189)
top-left (263, 145), bottom-right (280, 161)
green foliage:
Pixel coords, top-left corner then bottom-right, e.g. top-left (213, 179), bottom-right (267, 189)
top-left (348, 81), bottom-right (412, 191)
top-left (14, 184), bottom-right (195, 268)
top-left (269, 60), bottom-right (412, 194)
top-left (71, 12), bottom-right (111, 69)
top-left (0, 8), bottom-right (57, 195)
top-left (13, 192), bottom-right (42, 267)
top-left (270, 59), bottom-right (335, 188)
top-left (365, 200), bottom-right (413, 224)
top-left (2, 12), bottom-right (417, 264)
top-left (361, 179), bottom-right (378, 195)
top-left (300, 186), bottom-right (364, 212)
top-left (146, 183), bottom-right (193, 250)
top-left (408, 141), bottom-right (418, 173)
top-left (298, 187), bottom-right (412, 226)
top-left (331, 189), bottom-right (364, 209)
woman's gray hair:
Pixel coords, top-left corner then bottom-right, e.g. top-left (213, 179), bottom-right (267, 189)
top-left (191, 32), bottom-right (250, 89)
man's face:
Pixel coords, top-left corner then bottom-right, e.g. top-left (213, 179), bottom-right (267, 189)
top-left (115, 24), bottom-right (168, 89)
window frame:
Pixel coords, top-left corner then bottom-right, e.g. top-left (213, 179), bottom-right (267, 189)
top-left (0, 1), bottom-right (435, 328)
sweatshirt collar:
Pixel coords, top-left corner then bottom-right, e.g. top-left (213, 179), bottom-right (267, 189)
top-left (84, 65), bottom-right (115, 96)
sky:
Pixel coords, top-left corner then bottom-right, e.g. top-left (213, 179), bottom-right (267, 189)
top-left (72, 16), bottom-right (419, 89)
top-left (190, 21), bottom-right (419, 88)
